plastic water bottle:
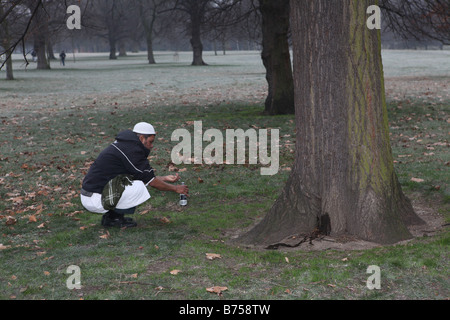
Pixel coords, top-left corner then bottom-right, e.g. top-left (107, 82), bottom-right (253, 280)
top-left (179, 182), bottom-right (187, 206)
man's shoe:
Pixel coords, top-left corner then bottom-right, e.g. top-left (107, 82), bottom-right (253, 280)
top-left (101, 212), bottom-right (137, 228)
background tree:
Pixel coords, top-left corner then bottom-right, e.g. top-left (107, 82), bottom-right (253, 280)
top-left (86, 0), bottom-right (130, 60)
top-left (0, 0), bottom-right (15, 79)
top-left (258, 0), bottom-right (294, 115)
top-left (380, 0), bottom-right (450, 45)
top-left (134, 0), bottom-right (166, 64)
top-left (28, 0), bottom-right (51, 69)
top-left (171, 0), bottom-right (211, 66)
top-left (238, 0), bottom-right (424, 246)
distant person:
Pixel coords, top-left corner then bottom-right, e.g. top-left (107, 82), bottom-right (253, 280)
top-left (80, 122), bottom-right (189, 228)
top-left (31, 50), bottom-right (37, 62)
top-left (59, 50), bottom-right (66, 66)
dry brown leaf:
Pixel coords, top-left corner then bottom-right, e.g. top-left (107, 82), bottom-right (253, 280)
top-left (0, 244), bottom-right (11, 250)
top-left (170, 269), bottom-right (181, 275)
top-left (160, 217), bottom-right (171, 224)
top-left (5, 216), bottom-right (17, 225)
top-left (99, 231), bottom-right (110, 239)
top-left (206, 253), bottom-right (222, 260)
top-left (411, 177), bottom-right (425, 183)
top-left (29, 215), bottom-right (37, 223)
top-left (206, 286), bottom-right (228, 295)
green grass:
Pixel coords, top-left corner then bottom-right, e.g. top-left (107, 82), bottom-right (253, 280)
top-left (0, 51), bottom-right (449, 300)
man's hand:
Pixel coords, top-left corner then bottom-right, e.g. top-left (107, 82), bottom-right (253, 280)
top-left (162, 173), bottom-right (181, 183)
top-left (175, 183), bottom-right (189, 196)
top-left (149, 175), bottom-right (188, 196)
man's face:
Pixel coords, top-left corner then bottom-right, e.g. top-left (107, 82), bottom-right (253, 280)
top-left (140, 135), bottom-right (155, 151)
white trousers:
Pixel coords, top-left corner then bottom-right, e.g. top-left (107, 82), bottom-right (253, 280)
top-left (81, 180), bottom-right (151, 214)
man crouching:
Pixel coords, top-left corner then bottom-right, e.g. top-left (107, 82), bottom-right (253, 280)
top-left (80, 122), bottom-right (189, 228)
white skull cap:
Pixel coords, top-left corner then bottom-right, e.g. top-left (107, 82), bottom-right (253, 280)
top-left (133, 122), bottom-right (156, 135)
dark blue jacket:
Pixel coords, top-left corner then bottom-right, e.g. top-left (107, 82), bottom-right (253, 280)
top-left (82, 130), bottom-right (155, 193)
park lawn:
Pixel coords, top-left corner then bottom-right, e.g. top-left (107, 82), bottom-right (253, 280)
top-left (0, 51), bottom-right (448, 300)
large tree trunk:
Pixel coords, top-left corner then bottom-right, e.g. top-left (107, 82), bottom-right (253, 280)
top-left (239, 0), bottom-right (424, 246)
top-left (34, 32), bottom-right (50, 70)
top-left (31, 2), bottom-right (50, 70)
top-left (190, 16), bottom-right (207, 66)
top-left (259, 0), bottom-right (294, 115)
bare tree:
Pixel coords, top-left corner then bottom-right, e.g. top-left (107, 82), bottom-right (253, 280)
top-left (0, 0), bottom-right (43, 71)
top-left (381, 0), bottom-right (450, 45)
top-left (0, 0), bottom-right (15, 79)
top-left (85, 0), bottom-right (131, 60)
top-left (134, 0), bottom-right (166, 64)
top-left (170, 0), bottom-right (211, 65)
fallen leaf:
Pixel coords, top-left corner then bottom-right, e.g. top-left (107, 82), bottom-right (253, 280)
top-left (206, 253), bottom-right (222, 260)
top-left (44, 271), bottom-right (50, 276)
top-left (411, 177), bottom-right (424, 183)
top-left (0, 244), bottom-right (11, 250)
top-left (206, 286), bottom-right (228, 295)
top-left (29, 215), bottom-right (37, 223)
top-left (285, 257), bottom-right (289, 263)
top-left (159, 217), bottom-right (171, 224)
top-left (5, 216), bottom-right (17, 225)
top-left (170, 269), bottom-right (181, 275)
top-left (99, 231), bottom-right (110, 239)
top-left (37, 223), bottom-right (45, 228)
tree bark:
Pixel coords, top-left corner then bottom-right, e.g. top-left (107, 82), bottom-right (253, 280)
top-left (146, 34), bottom-right (156, 64)
top-left (108, 36), bottom-right (117, 60)
top-left (259, 0), bottom-right (294, 115)
top-left (34, 31), bottom-right (50, 70)
top-left (138, 0), bottom-right (157, 64)
top-left (190, 15), bottom-right (207, 66)
top-left (31, 2), bottom-right (50, 70)
top-left (0, 2), bottom-right (14, 80)
top-left (238, 0), bottom-right (424, 246)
